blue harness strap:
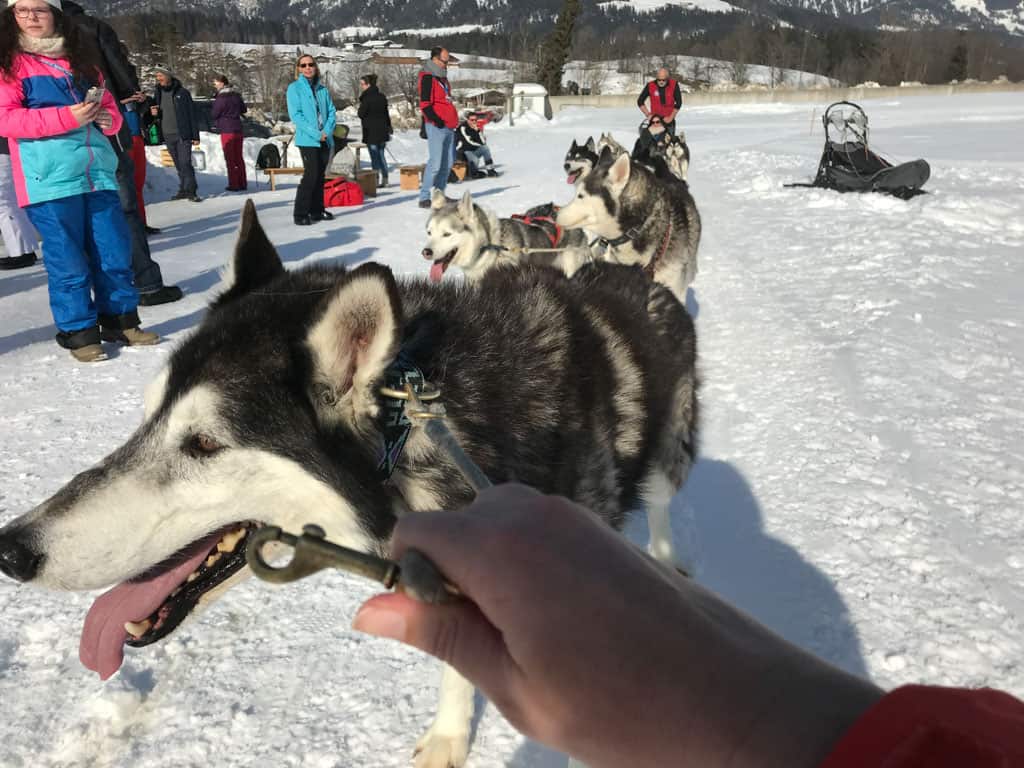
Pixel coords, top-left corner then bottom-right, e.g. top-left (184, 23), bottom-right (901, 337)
top-left (376, 354), bottom-right (429, 483)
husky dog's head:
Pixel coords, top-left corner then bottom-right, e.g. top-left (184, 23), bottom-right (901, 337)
top-left (563, 137), bottom-right (597, 185)
top-left (0, 202), bottom-right (407, 680)
top-left (556, 147), bottom-right (635, 238)
top-left (660, 134), bottom-right (690, 182)
top-left (421, 189), bottom-right (491, 282)
top-left (596, 132), bottom-right (628, 160)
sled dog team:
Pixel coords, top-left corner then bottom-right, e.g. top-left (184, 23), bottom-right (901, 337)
top-left (0, 130), bottom-right (703, 768)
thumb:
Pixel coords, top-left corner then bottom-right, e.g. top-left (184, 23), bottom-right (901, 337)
top-left (353, 592), bottom-right (514, 696)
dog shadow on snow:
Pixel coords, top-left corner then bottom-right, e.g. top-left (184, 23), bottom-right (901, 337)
top-left (507, 457), bottom-right (869, 768)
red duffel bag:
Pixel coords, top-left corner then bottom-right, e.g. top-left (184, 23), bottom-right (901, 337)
top-left (324, 177), bottom-right (364, 208)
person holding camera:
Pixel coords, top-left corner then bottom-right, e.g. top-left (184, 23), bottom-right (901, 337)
top-left (0, 0), bottom-right (158, 362)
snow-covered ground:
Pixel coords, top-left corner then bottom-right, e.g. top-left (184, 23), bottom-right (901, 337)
top-left (1, 91), bottom-right (1022, 767)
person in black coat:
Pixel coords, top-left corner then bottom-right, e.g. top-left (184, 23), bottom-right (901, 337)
top-left (357, 74), bottom-right (392, 187)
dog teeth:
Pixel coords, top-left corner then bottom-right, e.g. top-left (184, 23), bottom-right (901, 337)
top-left (187, 571), bottom-right (200, 582)
top-left (217, 528), bottom-right (246, 553)
top-left (205, 553), bottom-right (221, 568)
top-left (124, 620), bottom-right (152, 638)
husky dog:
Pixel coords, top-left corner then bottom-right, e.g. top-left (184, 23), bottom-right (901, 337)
top-left (564, 136), bottom-right (598, 185)
top-left (422, 188), bottom-right (592, 282)
top-left (557, 147), bottom-right (701, 302)
top-left (597, 131), bottom-right (629, 159)
top-left (650, 130), bottom-right (690, 182)
top-left (0, 201), bottom-right (698, 768)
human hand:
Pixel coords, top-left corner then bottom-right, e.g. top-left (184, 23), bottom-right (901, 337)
top-left (94, 110), bottom-right (113, 130)
top-left (150, 106), bottom-right (159, 116)
top-left (354, 484), bottom-right (882, 768)
top-left (192, 140), bottom-right (200, 146)
top-left (69, 101), bottom-right (102, 126)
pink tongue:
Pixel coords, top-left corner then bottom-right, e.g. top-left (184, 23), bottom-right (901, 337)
top-left (429, 261), bottom-right (446, 283)
top-left (80, 532), bottom-right (222, 680)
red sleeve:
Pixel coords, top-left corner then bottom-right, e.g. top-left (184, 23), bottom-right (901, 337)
top-left (820, 685), bottom-right (1024, 768)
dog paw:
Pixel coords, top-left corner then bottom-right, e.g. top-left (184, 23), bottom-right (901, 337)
top-left (414, 725), bottom-right (470, 768)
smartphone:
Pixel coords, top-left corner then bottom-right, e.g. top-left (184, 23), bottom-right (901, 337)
top-left (84, 86), bottom-right (105, 104)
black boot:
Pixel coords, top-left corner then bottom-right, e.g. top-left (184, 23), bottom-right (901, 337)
top-left (380, 171), bottom-right (388, 188)
top-left (138, 285), bottom-right (183, 306)
top-left (0, 253), bottom-right (37, 270)
top-left (295, 214), bottom-right (312, 226)
top-left (485, 165), bottom-right (500, 177)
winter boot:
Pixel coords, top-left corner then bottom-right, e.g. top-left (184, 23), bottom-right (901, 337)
top-left (99, 311), bottom-right (160, 346)
top-left (56, 326), bottom-right (107, 363)
top-left (0, 252), bottom-right (37, 270)
top-left (379, 170), bottom-right (388, 188)
top-left (485, 165), bottom-right (500, 178)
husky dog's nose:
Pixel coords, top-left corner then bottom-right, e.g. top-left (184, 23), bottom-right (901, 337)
top-left (422, 248), bottom-right (434, 260)
top-left (0, 532), bottom-right (41, 582)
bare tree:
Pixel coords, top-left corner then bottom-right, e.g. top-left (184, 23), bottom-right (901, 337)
top-left (577, 61), bottom-right (610, 95)
top-left (253, 44), bottom-right (289, 118)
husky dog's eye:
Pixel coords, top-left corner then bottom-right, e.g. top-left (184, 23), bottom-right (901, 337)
top-left (186, 433), bottom-right (223, 457)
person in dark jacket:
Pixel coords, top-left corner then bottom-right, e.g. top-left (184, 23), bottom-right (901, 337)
top-left (151, 67), bottom-right (201, 202)
top-left (631, 114), bottom-right (669, 166)
top-left (456, 114), bottom-right (498, 178)
top-left (211, 75), bottom-right (247, 191)
top-left (357, 73), bottom-right (392, 188)
top-left (59, 0), bottom-right (183, 305)
top-left (638, 67), bottom-right (682, 136)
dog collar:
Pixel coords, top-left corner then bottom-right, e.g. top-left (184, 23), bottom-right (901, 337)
top-left (376, 354), bottom-right (435, 483)
top-left (591, 226), bottom-right (642, 257)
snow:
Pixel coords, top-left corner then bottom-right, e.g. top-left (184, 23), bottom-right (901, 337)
top-left (599, 0), bottom-right (739, 14)
top-left (391, 24), bottom-right (499, 36)
top-left (1, 91), bottom-right (1023, 766)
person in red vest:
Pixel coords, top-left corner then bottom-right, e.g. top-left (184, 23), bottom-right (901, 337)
top-left (417, 46), bottom-right (459, 209)
top-left (638, 67), bottom-right (683, 136)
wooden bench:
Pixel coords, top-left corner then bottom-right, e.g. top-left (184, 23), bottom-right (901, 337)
top-left (262, 167), bottom-right (304, 191)
top-left (262, 143), bottom-right (368, 191)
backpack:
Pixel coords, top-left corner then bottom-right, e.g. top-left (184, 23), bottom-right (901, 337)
top-left (323, 177), bottom-right (364, 208)
top-left (256, 143), bottom-right (281, 171)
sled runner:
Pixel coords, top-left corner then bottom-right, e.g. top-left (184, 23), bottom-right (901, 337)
top-left (787, 101), bottom-right (929, 200)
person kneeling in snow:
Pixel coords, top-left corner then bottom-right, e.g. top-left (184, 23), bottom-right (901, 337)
top-left (456, 114), bottom-right (498, 178)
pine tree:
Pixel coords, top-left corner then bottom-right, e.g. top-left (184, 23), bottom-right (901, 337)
top-left (536, 0), bottom-right (581, 96)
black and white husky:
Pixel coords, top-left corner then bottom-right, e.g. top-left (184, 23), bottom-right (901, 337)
top-left (564, 136), bottom-right (598, 185)
top-left (556, 147), bottom-right (701, 302)
top-left (0, 201), bottom-right (699, 768)
top-left (650, 130), bottom-right (691, 182)
top-left (422, 188), bottom-right (592, 282)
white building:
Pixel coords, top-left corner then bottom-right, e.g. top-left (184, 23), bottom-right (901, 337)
top-left (510, 83), bottom-right (551, 120)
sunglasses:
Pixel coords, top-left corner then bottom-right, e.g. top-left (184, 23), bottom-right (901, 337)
top-left (656, 79), bottom-right (667, 84)
top-left (299, 62), bottom-right (317, 69)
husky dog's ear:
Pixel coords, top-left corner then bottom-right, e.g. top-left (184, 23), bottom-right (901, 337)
top-left (597, 145), bottom-right (615, 166)
top-left (458, 190), bottom-right (474, 220)
top-left (306, 263), bottom-right (402, 423)
top-left (430, 188), bottom-right (448, 210)
top-left (569, 139), bottom-right (579, 152)
top-left (607, 152), bottom-right (631, 191)
top-left (585, 136), bottom-right (596, 152)
top-left (218, 200), bottom-right (286, 301)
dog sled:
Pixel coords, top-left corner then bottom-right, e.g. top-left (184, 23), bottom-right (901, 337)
top-left (787, 101), bottom-right (929, 200)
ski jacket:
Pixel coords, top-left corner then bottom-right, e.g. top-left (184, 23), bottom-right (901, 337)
top-left (61, 1), bottom-right (139, 101)
top-left (357, 85), bottom-right (392, 146)
top-left (151, 79), bottom-right (198, 141)
top-left (0, 53), bottom-right (122, 207)
top-left (638, 79), bottom-right (682, 119)
top-left (821, 685), bottom-right (1024, 767)
top-left (212, 87), bottom-right (247, 135)
top-left (456, 121), bottom-right (485, 151)
top-left (286, 76), bottom-right (336, 149)
top-left (418, 72), bottom-right (458, 129)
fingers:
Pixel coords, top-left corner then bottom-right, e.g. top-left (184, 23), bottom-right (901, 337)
top-left (352, 592), bottom-right (519, 705)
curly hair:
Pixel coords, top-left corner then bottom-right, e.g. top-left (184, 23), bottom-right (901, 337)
top-left (0, 6), bottom-right (104, 86)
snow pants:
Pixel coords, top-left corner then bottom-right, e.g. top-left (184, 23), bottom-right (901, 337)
top-left (25, 190), bottom-right (138, 333)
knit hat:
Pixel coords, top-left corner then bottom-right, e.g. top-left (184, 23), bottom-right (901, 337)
top-left (7, 0), bottom-right (62, 8)
top-left (153, 66), bottom-right (173, 78)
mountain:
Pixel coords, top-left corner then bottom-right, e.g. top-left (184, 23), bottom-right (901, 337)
top-left (82, 0), bottom-right (1024, 37)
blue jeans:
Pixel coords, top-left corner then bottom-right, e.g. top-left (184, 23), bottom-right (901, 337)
top-left (26, 190), bottom-right (138, 332)
top-left (464, 146), bottom-right (494, 169)
top-left (420, 123), bottom-right (455, 202)
top-left (367, 144), bottom-right (388, 176)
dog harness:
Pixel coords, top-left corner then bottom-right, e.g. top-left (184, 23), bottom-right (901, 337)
top-left (376, 353), bottom-right (435, 483)
top-left (510, 214), bottom-right (564, 248)
top-left (591, 218), bottom-right (674, 278)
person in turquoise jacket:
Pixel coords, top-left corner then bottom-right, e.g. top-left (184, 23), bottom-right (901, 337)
top-left (286, 53), bottom-right (336, 226)
top-left (0, 0), bottom-right (158, 362)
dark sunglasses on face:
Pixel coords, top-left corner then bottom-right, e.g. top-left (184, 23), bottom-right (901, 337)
top-left (299, 62), bottom-right (317, 69)
top-left (656, 79), bottom-right (667, 84)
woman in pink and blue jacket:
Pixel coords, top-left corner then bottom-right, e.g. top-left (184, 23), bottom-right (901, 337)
top-left (0, 0), bottom-right (157, 362)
